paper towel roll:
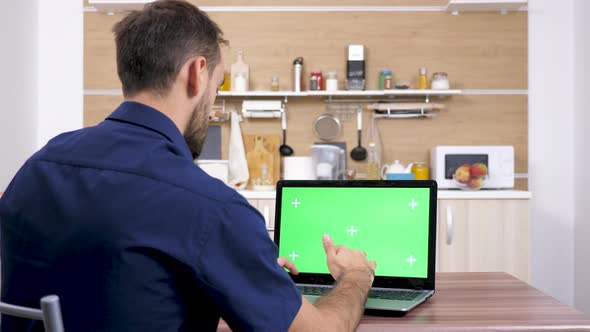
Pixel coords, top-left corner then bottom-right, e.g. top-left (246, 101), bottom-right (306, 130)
top-left (283, 157), bottom-right (316, 180)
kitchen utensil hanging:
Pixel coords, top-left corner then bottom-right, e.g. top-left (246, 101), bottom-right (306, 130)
top-left (313, 113), bottom-right (341, 141)
top-left (350, 109), bottom-right (367, 161)
top-left (279, 110), bottom-right (294, 156)
top-left (367, 102), bottom-right (444, 119)
top-left (325, 103), bottom-right (359, 122)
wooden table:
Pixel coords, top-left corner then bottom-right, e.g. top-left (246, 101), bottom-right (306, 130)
top-left (217, 272), bottom-right (590, 331)
top-left (358, 272), bottom-right (590, 331)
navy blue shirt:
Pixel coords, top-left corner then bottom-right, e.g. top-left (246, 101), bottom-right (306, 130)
top-left (0, 101), bottom-right (301, 331)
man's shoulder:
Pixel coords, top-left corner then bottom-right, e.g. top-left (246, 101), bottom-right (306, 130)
top-left (157, 161), bottom-right (241, 206)
top-left (30, 123), bottom-right (241, 206)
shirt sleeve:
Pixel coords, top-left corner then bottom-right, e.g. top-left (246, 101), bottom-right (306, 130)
top-left (195, 192), bottom-right (302, 332)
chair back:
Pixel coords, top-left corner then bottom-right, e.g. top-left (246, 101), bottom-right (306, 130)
top-left (0, 295), bottom-right (64, 332)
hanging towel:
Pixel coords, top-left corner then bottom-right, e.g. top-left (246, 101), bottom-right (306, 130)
top-left (228, 111), bottom-right (249, 190)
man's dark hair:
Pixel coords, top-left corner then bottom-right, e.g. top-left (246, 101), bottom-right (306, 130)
top-left (113, 0), bottom-right (228, 97)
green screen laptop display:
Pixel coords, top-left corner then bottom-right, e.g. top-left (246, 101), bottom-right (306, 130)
top-left (277, 186), bottom-right (431, 279)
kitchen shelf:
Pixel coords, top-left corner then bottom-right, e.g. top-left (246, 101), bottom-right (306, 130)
top-left (217, 89), bottom-right (461, 98)
top-left (446, 0), bottom-right (527, 14)
top-left (218, 89), bottom-right (460, 106)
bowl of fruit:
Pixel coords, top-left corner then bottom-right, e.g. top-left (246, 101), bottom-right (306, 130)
top-left (452, 163), bottom-right (488, 190)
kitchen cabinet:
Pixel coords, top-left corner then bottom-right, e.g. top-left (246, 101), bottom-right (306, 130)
top-left (243, 192), bottom-right (531, 283)
top-left (436, 198), bottom-right (529, 283)
top-left (246, 198), bottom-right (276, 239)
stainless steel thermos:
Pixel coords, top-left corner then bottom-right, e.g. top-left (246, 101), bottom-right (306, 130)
top-left (293, 57), bottom-right (304, 92)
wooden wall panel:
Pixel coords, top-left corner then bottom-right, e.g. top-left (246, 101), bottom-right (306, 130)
top-left (85, 94), bottom-right (528, 190)
top-left (84, 7), bottom-right (528, 190)
top-left (85, 11), bottom-right (527, 90)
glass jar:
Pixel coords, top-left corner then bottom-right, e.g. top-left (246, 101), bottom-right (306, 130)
top-left (378, 69), bottom-right (393, 90)
top-left (325, 71), bottom-right (338, 91)
top-left (431, 72), bottom-right (450, 90)
top-left (309, 75), bottom-right (318, 91)
top-left (411, 162), bottom-right (430, 180)
top-left (310, 70), bottom-right (323, 91)
top-left (271, 76), bottom-right (280, 91)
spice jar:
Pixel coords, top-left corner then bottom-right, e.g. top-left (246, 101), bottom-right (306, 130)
top-left (411, 162), bottom-right (430, 180)
top-left (309, 75), bottom-right (318, 91)
top-left (431, 72), bottom-right (450, 90)
top-left (378, 69), bottom-right (393, 90)
top-left (418, 67), bottom-right (428, 90)
top-left (325, 71), bottom-right (338, 91)
top-left (309, 70), bottom-right (324, 91)
top-left (271, 76), bottom-right (280, 91)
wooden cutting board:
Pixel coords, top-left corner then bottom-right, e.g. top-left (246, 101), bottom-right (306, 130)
top-left (243, 134), bottom-right (281, 189)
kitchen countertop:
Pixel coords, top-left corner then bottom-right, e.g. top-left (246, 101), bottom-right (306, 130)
top-left (0, 190), bottom-right (531, 200)
top-left (237, 189), bottom-right (532, 200)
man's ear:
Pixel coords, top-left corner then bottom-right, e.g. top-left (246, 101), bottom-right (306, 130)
top-left (187, 56), bottom-right (208, 98)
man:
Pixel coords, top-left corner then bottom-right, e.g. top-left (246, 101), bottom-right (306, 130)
top-left (0, 1), bottom-right (376, 331)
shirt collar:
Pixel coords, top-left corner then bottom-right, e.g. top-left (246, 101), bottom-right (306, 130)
top-left (106, 101), bottom-right (193, 160)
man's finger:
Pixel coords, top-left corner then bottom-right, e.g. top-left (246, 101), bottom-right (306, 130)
top-left (277, 257), bottom-right (299, 275)
top-left (369, 260), bottom-right (377, 271)
top-left (322, 234), bottom-right (336, 256)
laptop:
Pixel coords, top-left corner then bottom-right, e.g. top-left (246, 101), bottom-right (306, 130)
top-left (274, 180), bottom-right (437, 313)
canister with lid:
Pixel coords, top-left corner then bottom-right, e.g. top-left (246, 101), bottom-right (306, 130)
top-left (325, 71), bottom-right (338, 91)
top-left (431, 72), bottom-right (450, 90)
top-left (411, 162), bottom-right (430, 180)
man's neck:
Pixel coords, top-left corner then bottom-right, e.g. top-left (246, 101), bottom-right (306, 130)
top-left (127, 91), bottom-right (187, 135)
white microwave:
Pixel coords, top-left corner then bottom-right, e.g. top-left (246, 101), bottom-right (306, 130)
top-left (430, 146), bottom-right (515, 189)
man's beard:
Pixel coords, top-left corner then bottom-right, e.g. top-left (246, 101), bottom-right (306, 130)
top-left (184, 93), bottom-right (211, 159)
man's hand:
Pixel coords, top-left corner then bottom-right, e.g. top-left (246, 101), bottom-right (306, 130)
top-left (277, 257), bottom-right (299, 275)
top-left (322, 234), bottom-right (376, 283)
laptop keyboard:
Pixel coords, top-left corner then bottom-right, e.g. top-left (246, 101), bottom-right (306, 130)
top-left (368, 289), bottom-right (421, 301)
top-left (297, 286), bottom-right (422, 301)
top-left (297, 286), bottom-right (332, 296)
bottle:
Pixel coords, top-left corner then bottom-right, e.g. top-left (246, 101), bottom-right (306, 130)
top-left (315, 70), bottom-right (324, 90)
top-left (293, 57), bottom-right (304, 92)
top-left (219, 71), bottom-right (231, 91)
top-left (271, 76), bottom-right (280, 91)
top-left (365, 117), bottom-right (382, 180)
top-left (234, 72), bottom-right (247, 92)
top-left (384, 71), bottom-right (393, 90)
top-left (366, 142), bottom-right (380, 180)
top-left (231, 50), bottom-right (249, 92)
top-left (418, 67), bottom-right (428, 90)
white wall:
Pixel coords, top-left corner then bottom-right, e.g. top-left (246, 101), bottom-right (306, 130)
top-left (528, 0), bottom-right (575, 306)
top-left (574, 0), bottom-right (590, 315)
top-left (0, 1), bottom-right (83, 191)
top-left (37, 1), bottom-right (83, 148)
top-left (0, 1), bottom-right (39, 190)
